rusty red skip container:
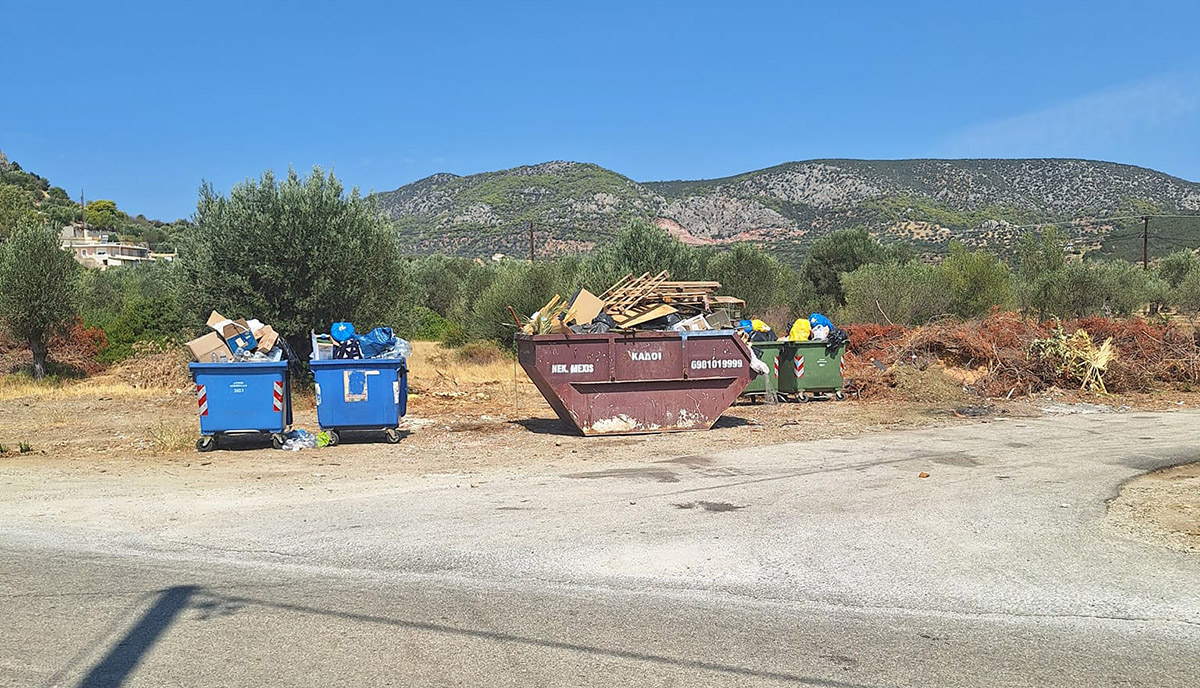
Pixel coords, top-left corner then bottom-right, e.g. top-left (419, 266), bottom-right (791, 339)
top-left (517, 330), bottom-right (755, 436)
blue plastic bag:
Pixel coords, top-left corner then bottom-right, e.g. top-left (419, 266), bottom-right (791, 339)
top-left (809, 313), bottom-right (833, 330)
top-left (353, 327), bottom-right (397, 359)
top-left (331, 321), bottom-right (356, 343)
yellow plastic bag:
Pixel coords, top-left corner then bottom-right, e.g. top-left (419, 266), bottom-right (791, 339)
top-left (788, 318), bottom-right (811, 341)
top-left (751, 318), bottom-right (772, 333)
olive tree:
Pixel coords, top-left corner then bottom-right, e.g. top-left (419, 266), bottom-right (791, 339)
top-left (0, 220), bottom-right (81, 378)
top-left (579, 220), bottom-right (703, 289)
top-left (179, 167), bottom-right (403, 352)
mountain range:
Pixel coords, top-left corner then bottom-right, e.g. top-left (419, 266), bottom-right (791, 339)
top-left (372, 158), bottom-right (1200, 262)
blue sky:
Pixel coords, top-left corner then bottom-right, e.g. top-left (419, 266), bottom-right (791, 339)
top-left (2, 0), bottom-right (1198, 220)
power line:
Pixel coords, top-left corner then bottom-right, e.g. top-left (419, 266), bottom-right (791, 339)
top-left (1000, 213), bottom-right (1200, 230)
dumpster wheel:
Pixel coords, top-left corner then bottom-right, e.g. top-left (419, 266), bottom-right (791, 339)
top-left (271, 433), bottom-right (285, 450)
top-left (196, 436), bottom-right (216, 452)
top-left (326, 430), bottom-right (340, 447)
top-left (384, 428), bottom-right (401, 444)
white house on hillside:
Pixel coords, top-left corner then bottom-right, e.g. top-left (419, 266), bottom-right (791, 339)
top-left (59, 224), bottom-right (174, 270)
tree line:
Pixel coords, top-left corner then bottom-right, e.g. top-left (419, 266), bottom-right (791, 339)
top-left (2, 167), bottom-right (1199, 378)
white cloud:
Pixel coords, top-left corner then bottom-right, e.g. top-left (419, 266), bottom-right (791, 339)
top-left (935, 73), bottom-right (1200, 158)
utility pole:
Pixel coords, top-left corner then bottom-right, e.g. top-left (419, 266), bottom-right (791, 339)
top-left (528, 220), bottom-right (535, 262)
top-left (1142, 215), bottom-right (1149, 271)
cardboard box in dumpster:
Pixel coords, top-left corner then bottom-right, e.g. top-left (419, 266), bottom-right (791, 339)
top-left (207, 311), bottom-right (258, 354)
top-left (253, 325), bottom-right (279, 353)
top-left (186, 332), bottom-right (235, 363)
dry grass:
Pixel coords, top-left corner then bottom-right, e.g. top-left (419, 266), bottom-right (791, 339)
top-left (409, 340), bottom-right (525, 391)
top-left (0, 376), bottom-right (164, 402)
top-left (0, 340), bottom-right (191, 403)
top-left (890, 365), bottom-right (971, 404)
top-left (149, 422), bottom-right (194, 454)
top-left (0, 339), bottom-right (529, 404)
top-left (108, 344), bottom-right (191, 390)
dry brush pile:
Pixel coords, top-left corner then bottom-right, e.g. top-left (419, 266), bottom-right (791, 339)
top-left (842, 311), bottom-right (1200, 399)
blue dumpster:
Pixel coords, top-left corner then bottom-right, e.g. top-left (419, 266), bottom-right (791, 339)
top-left (309, 358), bottom-right (407, 445)
top-left (189, 361), bottom-right (292, 451)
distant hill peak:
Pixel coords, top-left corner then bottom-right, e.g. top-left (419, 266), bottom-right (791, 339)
top-left (372, 158), bottom-right (1200, 260)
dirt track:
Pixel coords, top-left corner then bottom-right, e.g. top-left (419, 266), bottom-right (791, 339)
top-left (1, 345), bottom-right (1198, 551)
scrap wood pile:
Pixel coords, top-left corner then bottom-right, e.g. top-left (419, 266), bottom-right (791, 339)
top-left (841, 311), bottom-right (1200, 399)
top-left (516, 271), bottom-right (745, 334)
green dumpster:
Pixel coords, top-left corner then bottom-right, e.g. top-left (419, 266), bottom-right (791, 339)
top-left (791, 340), bottom-right (846, 400)
top-left (740, 340), bottom-right (846, 402)
top-left (742, 341), bottom-right (798, 401)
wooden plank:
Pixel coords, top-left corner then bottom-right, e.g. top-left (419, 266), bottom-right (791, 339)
top-left (537, 294), bottom-right (562, 318)
top-left (618, 303), bottom-right (679, 329)
top-left (620, 270), bottom-right (669, 308)
top-left (600, 272), bottom-right (636, 300)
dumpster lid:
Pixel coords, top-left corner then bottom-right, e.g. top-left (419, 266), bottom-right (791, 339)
top-left (188, 361), bottom-right (289, 371)
top-left (309, 358), bottom-right (407, 369)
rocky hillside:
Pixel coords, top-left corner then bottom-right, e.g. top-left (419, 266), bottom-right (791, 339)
top-left (373, 158), bottom-right (1200, 260)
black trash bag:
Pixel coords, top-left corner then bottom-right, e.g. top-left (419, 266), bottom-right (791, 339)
top-left (634, 312), bottom-right (682, 331)
top-left (749, 329), bottom-right (775, 342)
top-left (826, 327), bottom-right (849, 355)
top-left (571, 312), bottom-right (615, 334)
top-left (275, 336), bottom-right (309, 383)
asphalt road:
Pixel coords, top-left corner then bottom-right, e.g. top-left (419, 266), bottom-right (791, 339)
top-left (1, 410), bottom-right (1198, 687)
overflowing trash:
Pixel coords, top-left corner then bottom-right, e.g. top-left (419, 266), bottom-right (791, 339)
top-left (771, 312), bottom-right (850, 355)
top-left (515, 271), bottom-right (746, 335)
top-left (310, 324), bottom-right (411, 362)
top-left (184, 310), bottom-right (284, 363)
top-left (739, 318), bottom-right (775, 342)
top-left (786, 317), bottom-right (812, 342)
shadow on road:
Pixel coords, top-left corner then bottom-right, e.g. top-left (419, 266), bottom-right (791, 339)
top-left (66, 584), bottom-right (871, 687)
top-left (194, 590), bottom-right (873, 688)
top-left (75, 585), bottom-right (197, 688)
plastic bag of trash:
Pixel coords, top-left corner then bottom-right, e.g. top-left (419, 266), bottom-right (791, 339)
top-left (331, 322), bottom-right (356, 343)
top-left (375, 338), bottom-right (412, 361)
top-left (825, 327), bottom-right (849, 354)
top-left (787, 318), bottom-right (811, 342)
top-left (353, 327), bottom-right (397, 359)
top-left (748, 348), bottom-right (770, 376)
top-left (282, 428), bottom-right (318, 452)
top-left (809, 313), bottom-right (833, 330)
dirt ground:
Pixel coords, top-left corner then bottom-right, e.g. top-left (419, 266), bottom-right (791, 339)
top-left (1107, 462), bottom-right (1200, 553)
top-left (1, 341), bottom-right (1198, 550)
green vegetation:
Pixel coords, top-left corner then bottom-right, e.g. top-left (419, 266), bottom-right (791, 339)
top-left (179, 167), bottom-right (404, 353)
top-left (78, 261), bottom-right (190, 361)
top-left (841, 261), bottom-right (951, 325)
top-left (803, 228), bottom-right (914, 305)
top-left (0, 221), bottom-right (81, 378)
top-left (0, 152), bottom-right (187, 248)
top-left (4, 155), bottom-right (1200, 379)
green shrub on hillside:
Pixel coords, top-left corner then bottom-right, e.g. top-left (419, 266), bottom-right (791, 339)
top-left (939, 242), bottom-right (1014, 317)
top-left (840, 261), bottom-right (952, 325)
top-left (803, 228), bottom-right (912, 305)
top-left (579, 220), bottom-right (703, 289)
top-left (79, 261), bottom-right (189, 361)
top-left (1177, 268), bottom-right (1200, 313)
